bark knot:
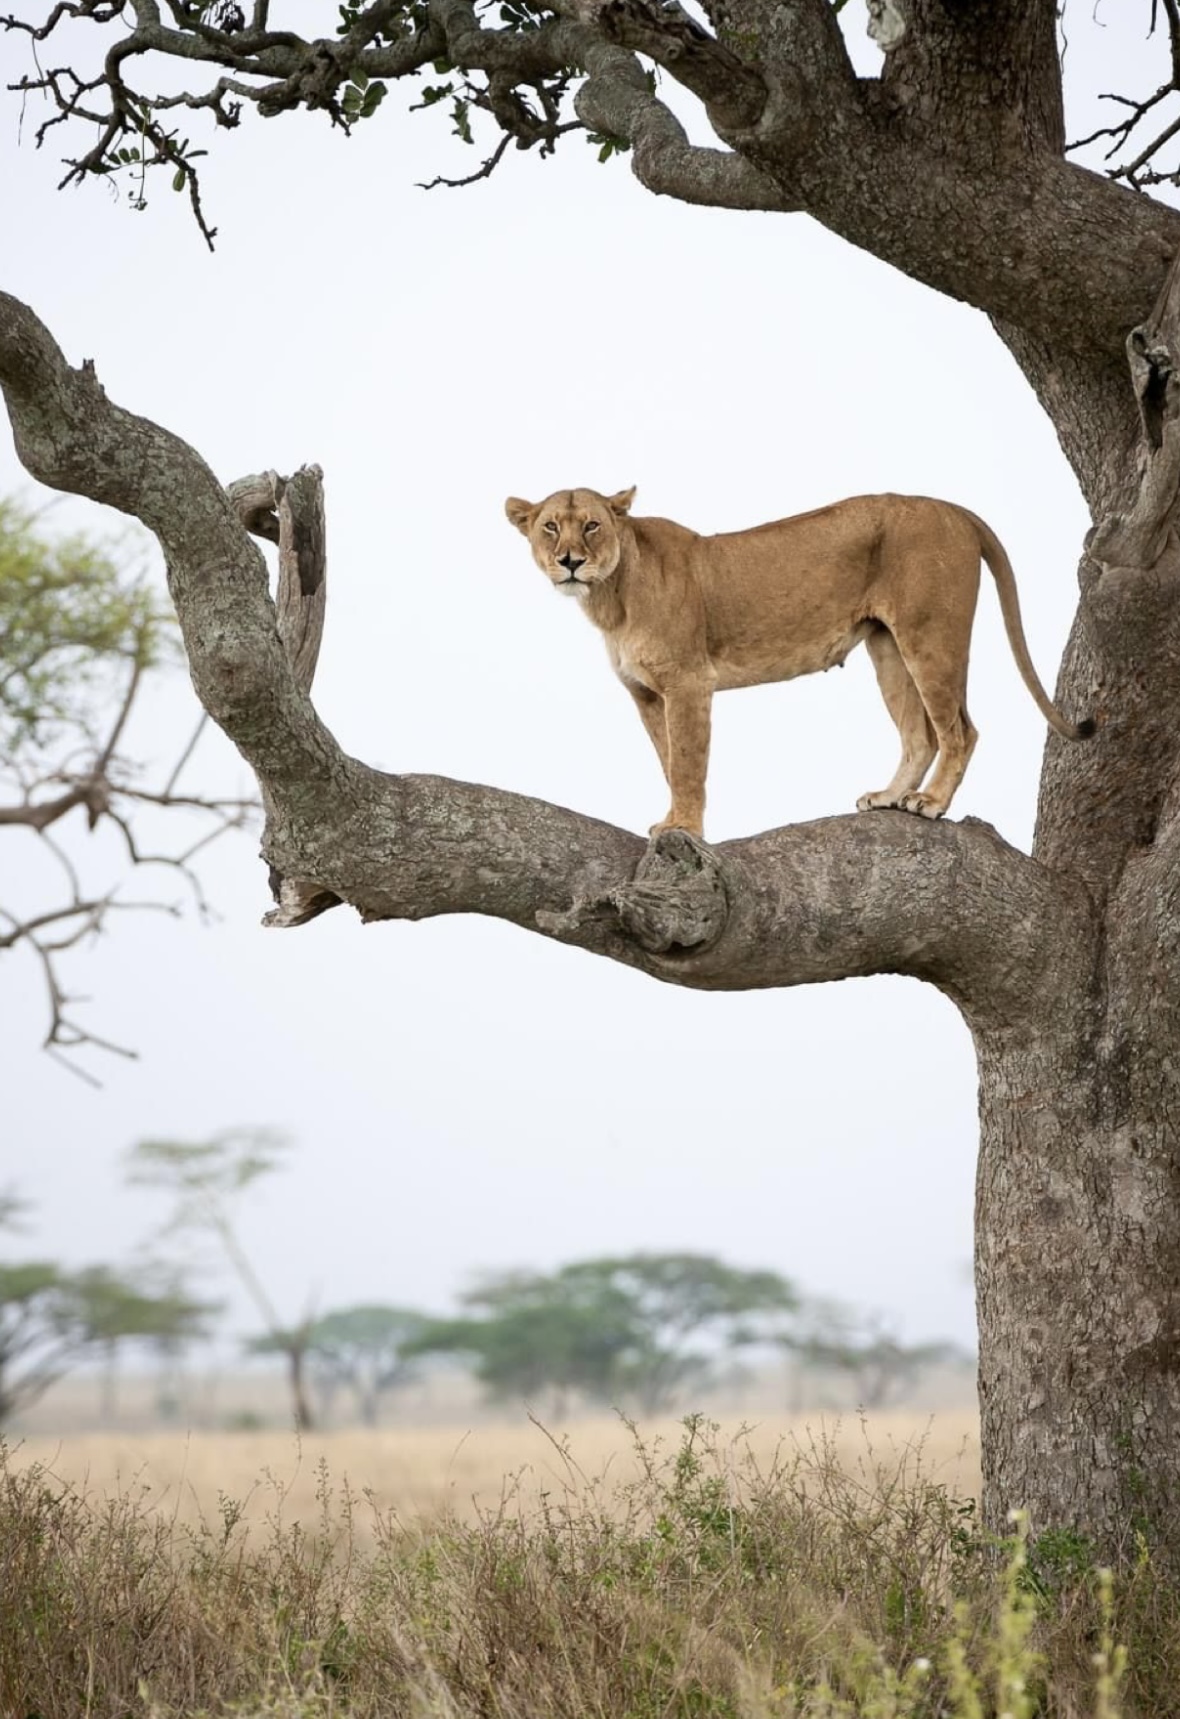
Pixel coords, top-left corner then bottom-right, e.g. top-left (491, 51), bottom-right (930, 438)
top-left (536, 828), bottom-right (729, 955)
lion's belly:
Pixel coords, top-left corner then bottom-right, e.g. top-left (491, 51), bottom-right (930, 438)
top-left (709, 622), bottom-right (872, 691)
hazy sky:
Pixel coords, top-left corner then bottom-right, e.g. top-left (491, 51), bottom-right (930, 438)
top-left (1, 6), bottom-right (1162, 1357)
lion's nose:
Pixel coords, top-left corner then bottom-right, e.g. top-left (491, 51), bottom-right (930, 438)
top-left (558, 552), bottom-right (585, 573)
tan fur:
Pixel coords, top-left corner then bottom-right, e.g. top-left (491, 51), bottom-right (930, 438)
top-left (504, 487), bottom-right (1093, 838)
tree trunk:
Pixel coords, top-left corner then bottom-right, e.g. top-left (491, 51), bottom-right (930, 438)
top-left (977, 1029), bottom-right (1180, 1553)
top-left (288, 1344), bottom-right (315, 1433)
top-left (967, 254), bottom-right (1180, 1553)
top-left (99, 1338), bottom-right (119, 1427)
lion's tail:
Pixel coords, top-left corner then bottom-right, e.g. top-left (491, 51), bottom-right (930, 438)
top-left (963, 509), bottom-right (1096, 743)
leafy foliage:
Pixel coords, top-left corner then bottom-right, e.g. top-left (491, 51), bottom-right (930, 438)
top-left (0, 498), bottom-right (170, 755)
top-left (0, 1255), bottom-right (212, 1426)
top-left (249, 1304), bottom-right (431, 1425)
top-left (412, 1252), bottom-right (798, 1411)
top-left (0, 498), bottom-right (255, 1074)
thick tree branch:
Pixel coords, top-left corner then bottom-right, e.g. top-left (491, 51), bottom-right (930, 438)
top-left (6, 0), bottom-right (1180, 371)
top-left (0, 290), bottom-right (1095, 1035)
top-left (571, 38), bottom-right (789, 210)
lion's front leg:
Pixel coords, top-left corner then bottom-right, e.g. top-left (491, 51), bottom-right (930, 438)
top-left (626, 682), bottom-right (671, 785)
top-left (650, 677), bottom-right (713, 838)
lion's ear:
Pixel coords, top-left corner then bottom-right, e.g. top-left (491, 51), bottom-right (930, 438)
top-left (608, 487), bottom-right (637, 517)
top-left (505, 497), bottom-right (537, 534)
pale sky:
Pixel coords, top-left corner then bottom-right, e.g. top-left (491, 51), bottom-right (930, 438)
top-left (0, 6), bottom-right (1161, 1359)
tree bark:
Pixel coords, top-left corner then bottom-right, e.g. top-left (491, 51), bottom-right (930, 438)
top-left (288, 1342), bottom-right (315, 1433)
top-left (7, 0), bottom-right (1180, 1570)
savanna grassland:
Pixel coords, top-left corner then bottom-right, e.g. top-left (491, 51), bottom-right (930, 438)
top-left (4, 1409), bottom-right (1180, 1719)
top-left (6, 1410), bottom-right (980, 1536)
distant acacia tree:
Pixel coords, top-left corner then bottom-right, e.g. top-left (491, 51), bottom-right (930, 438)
top-left (126, 1131), bottom-right (317, 1430)
top-left (787, 1303), bottom-right (970, 1410)
top-left (413, 1253), bottom-right (798, 1414)
top-left (68, 1265), bottom-right (215, 1424)
top-left (412, 1271), bottom-right (641, 1417)
top-left (0, 1255), bottom-right (212, 1428)
top-left (301, 1305), bottom-right (431, 1426)
top-left (0, 498), bottom-right (253, 1076)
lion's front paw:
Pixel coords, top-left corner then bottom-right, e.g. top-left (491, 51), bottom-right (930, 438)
top-left (896, 791), bottom-right (946, 819)
top-left (856, 790), bottom-right (901, 812)
top-left (649, 814), bottom-right (704, 838)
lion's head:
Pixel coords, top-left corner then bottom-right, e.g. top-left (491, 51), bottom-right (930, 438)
top-left (504, 486), bottom-right (636, 596)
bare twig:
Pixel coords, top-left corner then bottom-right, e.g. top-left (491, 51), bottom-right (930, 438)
top-left (1067, 6), bottom-right (1180, 189)
top-left (1, 617), bottom-right (257, 1074)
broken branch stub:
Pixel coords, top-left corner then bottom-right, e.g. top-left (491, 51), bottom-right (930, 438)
top-left (1092, 256), bottom-right (1180, 572)
top-left (228, 466), bottom-right (336, 927)
top-left (276, 465), bottom-right (326, 697)
top-left (228, 466), bottom-right (326, 695)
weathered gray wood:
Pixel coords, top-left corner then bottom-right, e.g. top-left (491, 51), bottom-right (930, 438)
top-left (227, 467), bottom-right (330, 924)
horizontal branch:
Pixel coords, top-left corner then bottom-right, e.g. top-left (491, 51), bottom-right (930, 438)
top-left (267, 766), bottom-right (1095, 1032)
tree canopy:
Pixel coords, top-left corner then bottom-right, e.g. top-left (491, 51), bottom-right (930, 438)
top-left (413, 1252), bottom-right (798, 1411)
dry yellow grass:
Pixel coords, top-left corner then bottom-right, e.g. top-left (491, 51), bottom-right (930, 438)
top-left (7, 1408), bottom-right (1173, 1719)
top-left (8, 1408), bottom-right (980, 1541)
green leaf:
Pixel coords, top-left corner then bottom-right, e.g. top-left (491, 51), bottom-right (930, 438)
top-left (360, 81), bottom-right (387, 118)
top-left (452, 96), bottom-right (473, 145)
top-left (588, 131), bottom-right (630, 163)
top-left (172, 167), bottom-right (186, 191)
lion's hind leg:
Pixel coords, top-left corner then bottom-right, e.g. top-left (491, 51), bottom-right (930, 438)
top-left (857, 626), bottom-right (938, 813)
top-left (886, 631), bottom-right (978, 819)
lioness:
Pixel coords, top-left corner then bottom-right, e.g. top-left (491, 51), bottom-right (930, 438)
top-left (505, 487), bottom-right (1094, 838)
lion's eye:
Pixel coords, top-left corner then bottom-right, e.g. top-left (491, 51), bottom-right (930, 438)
top-left (542, 521), bottom-right (559, 536)
top-left (584, 521), bottom-right (600, 535)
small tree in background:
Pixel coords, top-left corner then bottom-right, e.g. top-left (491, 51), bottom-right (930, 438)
top-left (0, 498), bottom-right (254, 1076)
top-left (558, 1254), bottom-right (799, 1412)
top-left (0, 1249), bottom-right (213, 1429)
top-left (301, 1305), bottom-right (431, 1427)
top-left (66, 1266), bottom-right (215, 1424)
top-left (126, 1130), bottom-right (317, 1430)
top-left (412, 1253), bottom-right (799, 1415)
top-left (788, 1301), bottom-right (971, 1410)
top-left (412, 1271), bottom-right (642, 1418)
top-left (0, 1260), bottom-right (84, 1426)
